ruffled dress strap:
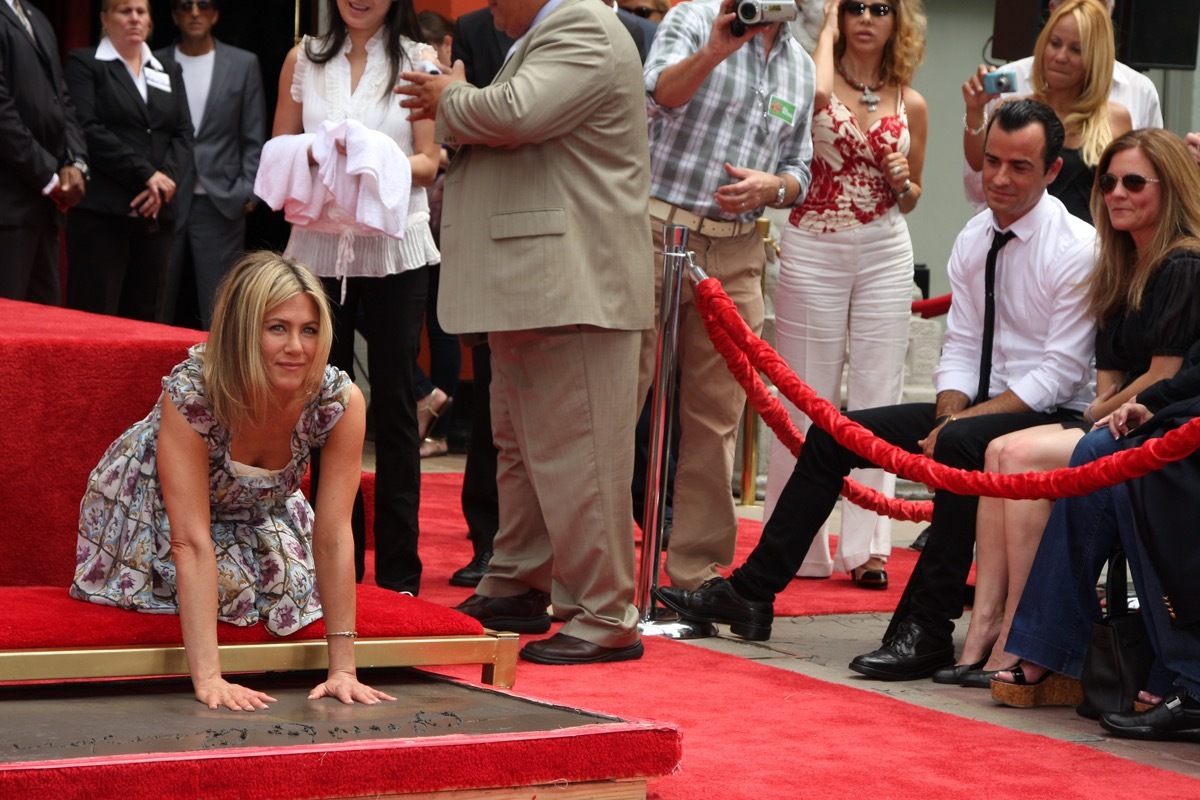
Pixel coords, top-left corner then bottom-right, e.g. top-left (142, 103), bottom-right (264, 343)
top-left (290, 35), bottom-right (312, 104)
top-left (299, 364), bottom-right (354, 449)
top-left (163, 345), bottom-right (225, 453)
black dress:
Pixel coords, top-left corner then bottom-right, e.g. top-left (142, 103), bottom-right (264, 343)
top-left (1051, 147), bottom-right (1095, 224)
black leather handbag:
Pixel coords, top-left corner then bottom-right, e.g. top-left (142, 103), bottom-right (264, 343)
top-left (1077, 550), bottom-right (1155, 720)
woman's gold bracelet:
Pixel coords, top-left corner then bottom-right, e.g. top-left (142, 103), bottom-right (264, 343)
top-left (325, 630), bottom-right (358, 639)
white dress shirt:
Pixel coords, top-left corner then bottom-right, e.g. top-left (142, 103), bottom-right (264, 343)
top-left (962, 58), bottom-right (1162, 209)
top-left (934, 192), bottom-right (1097, 413)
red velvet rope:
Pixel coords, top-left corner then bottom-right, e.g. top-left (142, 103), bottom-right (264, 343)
top-left (695, 278), bottom-right (1200, 523)
top-left (911, 293), bottom-right (952, 319)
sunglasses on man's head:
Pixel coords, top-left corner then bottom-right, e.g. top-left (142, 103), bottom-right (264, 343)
top-left (625, 5), bottom-right (656, 18)
top-left (1098, 173), bottom-right (1161, 194)
top-left (177, 0), bottom-right (213, 10)
top-left (841, 2), bottom-right (893, 16)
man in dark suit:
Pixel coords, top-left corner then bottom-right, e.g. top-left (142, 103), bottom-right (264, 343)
top-left (156, 0), bottom-right (265, 329)
top-left (443, 6), bottom-right (516, 589)
top-left (0, 0), bottom-right (88, 305)
top-left (604, 0), bottom-right (656, 62)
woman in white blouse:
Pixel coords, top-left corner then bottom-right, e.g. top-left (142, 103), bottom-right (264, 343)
top-left (271, 0), bottom-right (440, 595)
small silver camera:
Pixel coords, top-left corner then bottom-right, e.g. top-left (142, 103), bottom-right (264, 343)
top-left (735, 0), bottom-right (799, 27)
top-left (982, 71), bottom-right (1016, 95)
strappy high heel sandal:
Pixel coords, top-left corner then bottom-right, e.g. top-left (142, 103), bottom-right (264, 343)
top-left (417, 388), bottom-right (453, 440)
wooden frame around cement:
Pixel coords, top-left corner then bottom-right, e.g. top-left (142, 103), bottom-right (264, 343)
top-left (0, 632), bottom-right (521, 689)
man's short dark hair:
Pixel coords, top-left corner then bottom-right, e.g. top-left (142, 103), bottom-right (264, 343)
top-left (175, 0), bottom-right (219, 9)
top-left (986, 99), bottom-right (1065, 172)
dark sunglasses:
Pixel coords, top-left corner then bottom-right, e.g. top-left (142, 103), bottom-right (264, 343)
top-left (626, 5), bottom-right (656, 18)
top-left (177, 0), bottom-right (213, 10)
top-left (1098, 173), bottom-right (1162, 194)
top-left (841, 2), bottom-right (894, 16)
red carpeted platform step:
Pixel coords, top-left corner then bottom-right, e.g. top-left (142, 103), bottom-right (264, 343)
top-left (0, 300), bottom-right (514, 689)
top-left (0, 586), bottom-right (481, 650)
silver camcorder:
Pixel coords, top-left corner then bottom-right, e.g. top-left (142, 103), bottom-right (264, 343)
top-left (734, 0), bottom-right (798, 31)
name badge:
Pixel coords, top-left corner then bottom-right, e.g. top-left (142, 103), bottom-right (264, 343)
top-left (145, 67), bottom-right (172, 93)
top-left (767, 95), bottom-right (796, 126)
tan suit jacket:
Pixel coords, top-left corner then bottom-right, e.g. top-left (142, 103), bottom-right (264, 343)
top-left (436, 0), bottom-right (653, 335)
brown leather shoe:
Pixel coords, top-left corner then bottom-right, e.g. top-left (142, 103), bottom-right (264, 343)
top-left (519, 632), bottom-right (644, 665)
top-left (454, 589), bottom-right (551, 633)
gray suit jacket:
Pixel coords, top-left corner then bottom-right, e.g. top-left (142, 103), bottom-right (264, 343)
top-left (155, 39), bottom-right (266, 222)
top-left (436, 0), bottom-right (653, 335)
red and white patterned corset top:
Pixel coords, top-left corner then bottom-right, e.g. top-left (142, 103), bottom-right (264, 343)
top-left (789, 90), bottom-right (910, 233)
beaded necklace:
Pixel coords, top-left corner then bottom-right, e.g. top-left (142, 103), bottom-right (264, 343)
top-left (836, 60), bottom-right (885, 113)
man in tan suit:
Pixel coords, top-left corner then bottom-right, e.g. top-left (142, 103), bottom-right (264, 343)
top-left (399, 0), bottom-right (653, 664)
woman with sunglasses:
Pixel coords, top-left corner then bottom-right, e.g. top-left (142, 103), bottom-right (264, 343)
top-left (762, 0), bottom-right (926, 589)
top-left (933, 129), bottom-right (1200, 693)
top-left (963, 0), bottom-right (1130, 223)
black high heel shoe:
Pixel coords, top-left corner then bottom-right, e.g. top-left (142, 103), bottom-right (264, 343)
top-left (850, 565), bottom-right (888, 590)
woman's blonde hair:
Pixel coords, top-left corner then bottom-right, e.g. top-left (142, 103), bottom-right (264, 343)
top-left (204, 252), bottom-right (333, 431)
top-left (1030, 0), bottom-right (1115, 167)
top-left (1085, 129), bottom-right (1200, 323)
top-left (835, 0), bottom-right (927, 87)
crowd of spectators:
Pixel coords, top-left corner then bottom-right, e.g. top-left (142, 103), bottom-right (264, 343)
top-left (8, 0), bottom-right (1200, 739)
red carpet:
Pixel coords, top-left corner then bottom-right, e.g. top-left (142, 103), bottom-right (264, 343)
top-left (409, 472), bottom-right (920, 617)
top-left (430, 636), bottom-right (1200, 800)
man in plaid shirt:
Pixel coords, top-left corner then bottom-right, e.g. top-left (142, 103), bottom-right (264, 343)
top-left (639, 0), bottom-right (814, 595)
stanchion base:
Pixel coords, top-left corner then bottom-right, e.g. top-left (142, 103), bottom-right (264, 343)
top-left (638, 608), bottom-right (718, 640)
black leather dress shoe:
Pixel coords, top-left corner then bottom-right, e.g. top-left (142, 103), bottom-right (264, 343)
top-left (449, 551), bottom-right (492, 587)
top-left (849, 620), bottom-right (954, 681)
top-left (910, 525), bottom-right (931, 551)
top-left (1101, 692), bottom-right (1200, 741)
top-left (960, 667), bottom-right (1012, 689)
top-left (454, 589), bottom-right (551, 633)
top-left (656, 577), bottom-right (773, 641)
top-left (520, 632), bottom-right (644, 665)
top-left (931, 657), bottom-right (986, 685)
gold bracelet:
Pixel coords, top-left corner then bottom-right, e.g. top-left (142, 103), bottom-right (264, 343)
top-left (324, 630), bottom-right (358, 639)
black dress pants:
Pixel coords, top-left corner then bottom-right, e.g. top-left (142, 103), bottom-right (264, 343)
top-left (461, 341), bottom-right (499, 556)
top-left (311, 270), bottom-right (428, 594)
top-left (66, 207), bottom-right (172, 322)
top-left (730, 402), bottom-right (1079, 642)
top-left (0, 221), bottom-right (60, 305)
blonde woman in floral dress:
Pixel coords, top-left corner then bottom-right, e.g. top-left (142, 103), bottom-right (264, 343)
top-left (762, 0), bottom-right (927, 588)
top-left (72, 252), bottom-right (394, 712)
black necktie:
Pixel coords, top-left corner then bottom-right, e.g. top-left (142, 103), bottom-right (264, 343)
top-left (976, 229), bottom-right (1016, 404)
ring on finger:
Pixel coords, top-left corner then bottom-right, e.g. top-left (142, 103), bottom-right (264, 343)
top-left (891, 166), bottom-right (901, 175)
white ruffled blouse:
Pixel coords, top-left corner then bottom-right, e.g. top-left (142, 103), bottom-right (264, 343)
top-left (284, 29), bottom-right (439, 278)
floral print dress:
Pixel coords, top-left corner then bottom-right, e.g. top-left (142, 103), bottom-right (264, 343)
top-left (71, 345), bottom-right (353, 636)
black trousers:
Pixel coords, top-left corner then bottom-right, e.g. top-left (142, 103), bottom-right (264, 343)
top-left (730, 402), bottom-right (1079, 642)
top-left (66, 207), bottom-right (173, 322)
top-left (461, 341), bottom-right (498, 556)
top-left (311, 270), bottom-right (428, 594)
top-left (0, 221), bottom-right (60, 305)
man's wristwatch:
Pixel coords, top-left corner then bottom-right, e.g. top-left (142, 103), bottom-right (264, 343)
top-left (774, 178), bottom-right (786, 207)
top-left (70, 160), bottom-right (90, 181)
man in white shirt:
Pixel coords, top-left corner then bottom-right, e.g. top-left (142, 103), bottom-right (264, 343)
top-left (156, 0), bottom-right (265, 329)
top-left (660, 100), bottom-right (1097, 682)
